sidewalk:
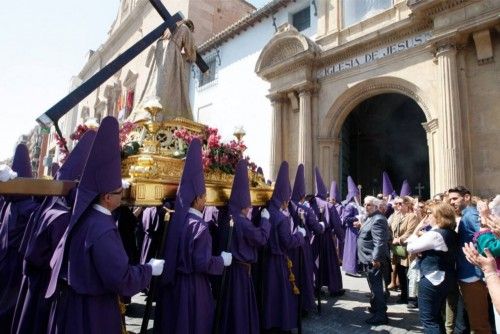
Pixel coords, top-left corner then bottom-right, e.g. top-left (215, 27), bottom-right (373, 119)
top-left (125, 271), bottom-right (423, 333)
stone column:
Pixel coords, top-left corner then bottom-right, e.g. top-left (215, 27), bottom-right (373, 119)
top-left (298, 89), bottom-right (313, 191)
top-left (436, 42), bottom-right (465, 191)
top-left (422, 119), bottom-right (439, 197)
top-left (269, 94), bottom-right (284, 181)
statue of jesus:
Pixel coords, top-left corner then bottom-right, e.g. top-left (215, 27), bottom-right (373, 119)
top-left (130, 19), bottom-right (197, 122)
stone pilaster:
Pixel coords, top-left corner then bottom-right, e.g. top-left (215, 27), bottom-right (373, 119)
top-left (298, 89), bottom-right (313, 191)
top-left (268, 94), bottom-right (284, 181)
top-left (435, 42), bottom-right (465, 191)
top-left (422, 118), bottom-right (439, 196)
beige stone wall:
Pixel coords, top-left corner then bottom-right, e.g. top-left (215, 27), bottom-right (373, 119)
top-left (463, 37), bottom-right (500, 197)
top-left (68, 0), bottom-right (254, 133)
top-left (188, 0), bottom-right (255, 45)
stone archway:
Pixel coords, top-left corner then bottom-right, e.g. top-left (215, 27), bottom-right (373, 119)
top-left (319, 77), bottom-right (440, 196)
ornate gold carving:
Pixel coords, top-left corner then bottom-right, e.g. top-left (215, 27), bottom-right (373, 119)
top-left (121, 116), bottom-right (273, 206)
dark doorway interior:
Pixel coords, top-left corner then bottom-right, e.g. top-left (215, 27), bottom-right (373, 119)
top-left (339, 93), bottom-right (430, 200)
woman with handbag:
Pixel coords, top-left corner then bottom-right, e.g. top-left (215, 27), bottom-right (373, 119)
top-left (390, 196), bottom-right (419, 304)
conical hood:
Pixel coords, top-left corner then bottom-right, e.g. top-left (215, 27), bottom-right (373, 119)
top-left (382, 171), bottom-right (395, 197)
top-left (314, 167), bottom-right (328, 200)
top-left (330, 181), bottom-right (341, 203)
top-left (257, 167), bottom-right (263, 176)
top-left (67, 116), bottom-right (121, 234)
top-left (291, 164), bottom-right (305, 202)
top-left (12, 144), bottom-right (32, 178)
top-left (229, 159), bottom-right (251, 213)
top-left (176, 138), bottom-right (205, 210)
top-left (270, 161), bottom-right (290, 207)
top-left (400, 179), bottom-right (412, 197)
top-left (345, 176), bottom-right (360, 203)
top-left (162, 138), bottom-right (205, 286)
top-left (56, 130), bottom-right (96, 181)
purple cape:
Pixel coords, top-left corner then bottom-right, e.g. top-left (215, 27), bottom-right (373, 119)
top-left (341, 202), bottom-right (360, 274)
top-left (154, 211), bottom-right (224, 334)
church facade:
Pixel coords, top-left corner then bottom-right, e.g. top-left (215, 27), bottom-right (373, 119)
top-left (49, 0), bottom-right (500, 198)
top-left (192, 0), bottom-right (500, 198)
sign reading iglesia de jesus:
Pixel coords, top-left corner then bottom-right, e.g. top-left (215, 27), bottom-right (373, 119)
top-left (317, 31), bottom-right (433, 79)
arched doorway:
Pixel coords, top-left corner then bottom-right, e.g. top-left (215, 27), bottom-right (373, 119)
top-left (339, 93), bottom-right (430, 199)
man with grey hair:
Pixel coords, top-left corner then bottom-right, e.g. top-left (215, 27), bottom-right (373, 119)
top-left (357, 195), bottom-right (390, 325)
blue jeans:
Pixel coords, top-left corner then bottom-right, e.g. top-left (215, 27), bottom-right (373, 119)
top-left (418, 276), bottom-right (449, 334)
top-left (366, 263), bottom-right (387, 319)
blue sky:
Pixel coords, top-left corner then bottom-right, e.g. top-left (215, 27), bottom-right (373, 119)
top-left (0, 0), bottom-right (269, 161)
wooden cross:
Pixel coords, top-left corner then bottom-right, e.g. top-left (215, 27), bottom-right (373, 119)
top-left (36, 0), bottom-right (208, 140)
top-left (415, 182), bottom-right (425, 197)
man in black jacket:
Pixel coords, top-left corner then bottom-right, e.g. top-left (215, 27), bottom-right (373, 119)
top-left (357, 195), bottom-right (390, 325)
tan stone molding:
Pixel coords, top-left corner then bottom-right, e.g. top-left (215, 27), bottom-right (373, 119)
top-left (267, 92), bottom-right (288, 105)
top-left (322, 76), bottom-right (432, 138)
top-left (435, 41), bottom-right (457, 57)
top-left (408, 0), bottom-right (468, 16)
top-left (472, 29), bottom-right (494, 65)
top-left (317, 20), bottom-right (433, 68)
top-left (422, 118), bottom-right (439, 133)
top-left (255, 24), bottom-right (319, 79)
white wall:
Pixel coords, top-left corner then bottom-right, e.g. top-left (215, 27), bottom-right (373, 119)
top-left (190, 0), bottom-right (317, 179)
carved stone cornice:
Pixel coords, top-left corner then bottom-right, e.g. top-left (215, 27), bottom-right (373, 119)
top-left (435, 41), bottom-right (457, 57)
top-left (256, 23), bottom-right (319, 80)
top-left (422, 118), bottom-right (439, 133)
top-left (266, 92), bottom-right (287, 104)
top-left (317, 19), bottom-right (433, 70)
top-left (323, 77), bottom-right (432, 138)
top-left (407, 0), bottom-right (469, 16)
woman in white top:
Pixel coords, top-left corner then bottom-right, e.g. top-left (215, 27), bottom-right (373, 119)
top-left (407, 203), bottom-right (458, 334)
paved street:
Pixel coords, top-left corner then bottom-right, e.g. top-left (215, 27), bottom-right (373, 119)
top-left (125, 271), bottom-right (423, 333)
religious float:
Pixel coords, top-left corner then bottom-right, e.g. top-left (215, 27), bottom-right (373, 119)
top-left (0, 107), bottom-right (273, 206)
top-left (119, 106), bottom-right (273, 206)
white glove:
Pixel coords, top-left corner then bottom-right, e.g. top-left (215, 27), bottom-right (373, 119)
top-left (121, 179), bottom-right (131, 189)
top-left (221, 251), bottom-right (232, 266)
top-left (297, 226), bottom-right (306, 237)
top-left (0, 164), bottom-right (17, 182)
top-left (261, 208), bottom-right (270, 219)
top-left (148, 258), bottom-right (165, 276)
top-left (319, 221), bottom-right (325, 231)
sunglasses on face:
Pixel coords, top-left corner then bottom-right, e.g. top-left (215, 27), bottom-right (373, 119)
top-left (108, 189), bottom-right (123, 195)
top-left (395, 202), bottom-right (403, 206)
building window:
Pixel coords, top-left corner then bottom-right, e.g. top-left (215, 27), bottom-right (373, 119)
top-left (199, 57), bottom-right (217, 87)
top-left (292, 6), bottom-right (311, 32)
top-left (343, 0), bottom-right (392, 27)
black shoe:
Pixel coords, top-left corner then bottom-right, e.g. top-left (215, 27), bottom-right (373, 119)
top-left (366, 306), bottom-right (375, 314)
top-left (365, 316), bottom-right (388, 325)
top-left (346, 272), bottom-right (363, 278)
top-left (395, 298), bottom-right (408, 304)
top-left (407, 300), bottom-right (418, 309)
top-left (330, 289), bottom-right (346, 297)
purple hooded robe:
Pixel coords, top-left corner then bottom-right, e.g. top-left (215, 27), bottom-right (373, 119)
top-left (11, 130), bottom-right (96, 334)
top-left (262, 161), bottom-right (304, 331)
top-left (219, 160), bottom-right (270, 334)
top-left (154, 138), bottom-right (224, 334)
top-left (0, 144), bottom-right (40, 331)
top-left (288, 164), bottom-right (324, 312)
top-left (310, 168), bottom-right (343, 294)
top-left (45, 117), bottom-right (152, 334)
top-left (341, 176), bottom-right (360, 275)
